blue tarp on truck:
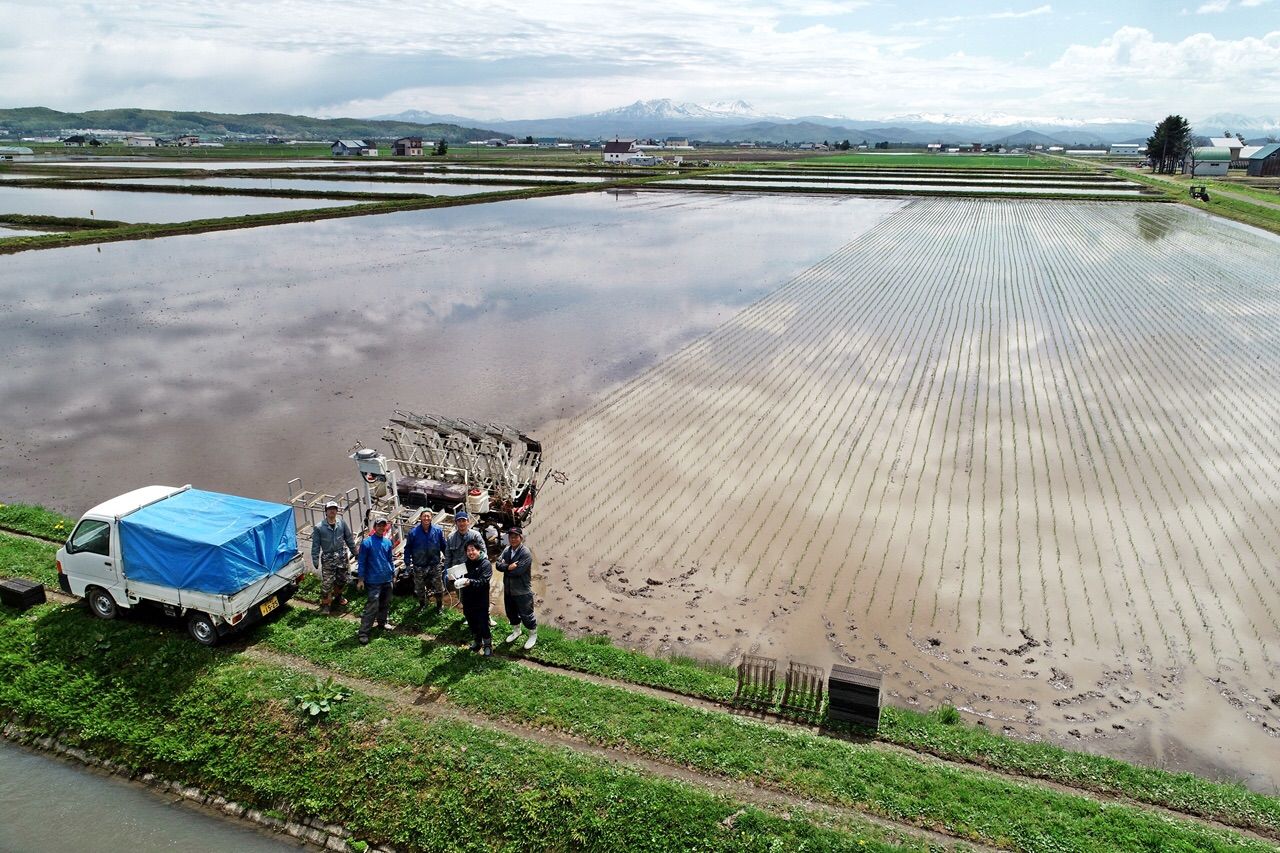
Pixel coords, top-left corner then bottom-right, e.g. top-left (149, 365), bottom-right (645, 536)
top-left (118, 489), bottom-right (298, 596)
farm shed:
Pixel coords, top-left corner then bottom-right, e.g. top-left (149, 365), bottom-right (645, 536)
top-left (0, 146), bottom-right (33, 161)
top-left (125, 135), bottom-right (156, 147)
top-left (331, 139), bottom-right (376, 156)
top-left (1208, 136), bottom-right (1244, 161)
top-left (1183, 147), bottom-right (1229, 177)
top-left (392, 136), bottom-right (423, 156)
top-left (1246, 143), bottom-right (1280, 177)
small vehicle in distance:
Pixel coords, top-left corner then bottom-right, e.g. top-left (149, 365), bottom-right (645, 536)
top-left (56, 485), bottom-right (303, 645)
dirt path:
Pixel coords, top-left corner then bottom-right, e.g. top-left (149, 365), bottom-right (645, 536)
top-left (243, 645), bottom-right (993, 852)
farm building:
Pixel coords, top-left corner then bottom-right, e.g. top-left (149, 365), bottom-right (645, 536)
top-left (1246, 143), bottom-right (1280, 177)
top-left (602, 139), bottom-right (639, 164)
top-left (1208, 136), bottom-right (1244, 161)
top-left (392, 136), bottom-right (423, 156)
top-left (124, 135), bottom-right (156, 147)
top-left (0, 146), bottom-right (33, 161)
top-left (174, 135), bottom-right (200, 146)
top-left (331, 139), bottom-right (377, 156)
top-left (62, 135), bottom-right (87, 146)
top-left (1184, 147), bottom-right (1230, 176)
top-left (1109, 143), bottom-right (1142, 156)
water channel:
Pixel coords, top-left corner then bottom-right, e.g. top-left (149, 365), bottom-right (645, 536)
top-left (0, 739), bottom-right (302, 851)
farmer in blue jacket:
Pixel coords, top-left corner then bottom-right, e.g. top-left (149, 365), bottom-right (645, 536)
top-left (356, 517), bottom-right (396, 645)
top-left (403, 509), bottom-right (447, 613)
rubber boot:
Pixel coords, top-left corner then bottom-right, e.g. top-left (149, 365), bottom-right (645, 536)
top-left (505, 626), bottom-right (523, 644)
top-left (482, 640), bottom-right (493, 657)
top-left (433, 593), bottom-right (443, 613)
top-left (319, 595), bottom-right (331, 615)
top-left (523, 630), bottom-right (538, 651)
top-left (469, 637), bottom-right (482, 652)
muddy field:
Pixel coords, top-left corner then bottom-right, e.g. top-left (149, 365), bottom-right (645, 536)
top-left (535, 199), bottom-right (1280, 790)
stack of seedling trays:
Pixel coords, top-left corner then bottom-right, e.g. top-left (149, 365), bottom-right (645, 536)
top-left (827, 664), bottom-right (882, 730)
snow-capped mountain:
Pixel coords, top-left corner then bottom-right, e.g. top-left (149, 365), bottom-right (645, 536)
top-left (364, 99), bottom-right (1280, 145)
top-left (1196, 113), bottom-right (1280, 134)
top-left (580, 99), bottom-right (783, 122)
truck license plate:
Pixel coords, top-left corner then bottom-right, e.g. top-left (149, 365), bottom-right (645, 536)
top-left (259, 596), bottom-right (279, 617)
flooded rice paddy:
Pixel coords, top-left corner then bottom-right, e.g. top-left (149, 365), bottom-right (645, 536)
top-left (0, 185), bottom-right (357, 222)
top-left (0, 190), bottom-right (895, 512)
top-left (86, 177), bottom-right (538, 196)
top-left (664, 178), bottom-right (1147, 196)
top-left (536, 199), bottom-right (1280, 790)
top-left (3, 184), bottom-right (1278, 790)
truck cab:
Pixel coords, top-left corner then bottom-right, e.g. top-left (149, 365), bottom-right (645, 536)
top-left (56, 485), bottom-right (303, 645)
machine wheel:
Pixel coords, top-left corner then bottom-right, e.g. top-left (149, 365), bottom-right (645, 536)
top-left (187, 612), bottom-right (220, 646)
top-left (87, 587), bottom-right (117, 620)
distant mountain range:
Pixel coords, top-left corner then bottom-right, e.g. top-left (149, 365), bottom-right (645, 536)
top-left (374, 99), bottom-right (1280, 145)
top-left (3, 102), bottom-right (1276, 147)
top-left (0, 107), bottom-right (501, 142)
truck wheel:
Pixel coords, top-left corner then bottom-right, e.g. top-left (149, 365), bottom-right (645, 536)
top-left (187, 612), bottom-right (219, 646)
top-left (87, 587), bottom-right (117, 620)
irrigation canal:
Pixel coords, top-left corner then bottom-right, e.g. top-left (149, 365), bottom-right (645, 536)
top-left (0, 739), bottom-right (303, 851)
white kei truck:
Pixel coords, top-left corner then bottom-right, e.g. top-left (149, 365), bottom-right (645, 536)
top-left (55, 485), bottom-right (304, 645)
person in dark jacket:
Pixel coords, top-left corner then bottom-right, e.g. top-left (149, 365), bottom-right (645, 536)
top-left (311, 501), bottom-right (357, 613)
top-left (444, 510), bottom-right (493, 625)
top-left (403, 510), bottom-right (446, 612)
top-left (496, 527), bottom-right (537, 649)
top-left (356, 518), bottom-right (396, 645)
top-left (454, 541), bottom-right (493, 655)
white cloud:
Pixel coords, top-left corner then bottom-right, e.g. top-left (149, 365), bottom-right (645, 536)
top-left (1196, 0), bottom-right (1230, 13)
top-left (1, 1), bottom-right (1277, 125)
top-left (897, 4), bottom-right (1052, 30)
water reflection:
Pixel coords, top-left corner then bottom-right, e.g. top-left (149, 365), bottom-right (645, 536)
top-left (92, 178), bottom-right (537, 196)
top-left (0, 185), bottom-right (357, 222)
top-left (0, 191), bottom-right (902, 511)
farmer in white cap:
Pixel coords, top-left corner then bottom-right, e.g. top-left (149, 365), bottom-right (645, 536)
top-left (311, 500), bottom-right (356, 614)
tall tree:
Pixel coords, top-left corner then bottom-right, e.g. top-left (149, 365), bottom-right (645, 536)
top-left (1146, 115), bottom-right (1192, 174)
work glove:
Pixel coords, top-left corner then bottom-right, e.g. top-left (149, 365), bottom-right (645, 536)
top-left (454, 578), bottom-right (470, 590)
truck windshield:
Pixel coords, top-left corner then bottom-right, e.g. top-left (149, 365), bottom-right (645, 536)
top-left (68, 520), bottom-right (111, 556)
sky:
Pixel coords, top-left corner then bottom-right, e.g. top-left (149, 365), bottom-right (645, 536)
top-left (3, 0), bottom-right (1278, 124)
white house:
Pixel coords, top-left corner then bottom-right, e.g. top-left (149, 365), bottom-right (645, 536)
top-left (602, 139), bottom-right (638, 163)
top-left (1108, 143), bottom-right (1142, 156)
top-left (124, 135), bottom-right (156, 147)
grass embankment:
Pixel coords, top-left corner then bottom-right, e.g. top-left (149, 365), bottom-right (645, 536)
top-left (0, 213), bottom-right (130, 231)
top-left (0, 604), bottom-right (912, 852)
top-left (3, 526), bottom-right (1277, 842)
top-left (1114, 170), bottom-right (1280, 235)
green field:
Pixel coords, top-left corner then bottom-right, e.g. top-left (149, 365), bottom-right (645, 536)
top-left (808, 153), bottom-right (1055, 169)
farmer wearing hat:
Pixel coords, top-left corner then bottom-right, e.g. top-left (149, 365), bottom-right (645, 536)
top-left (496, 527), bottom-right (537, 649)
top-left (311, 500), bottom-right (357, 614)
top-left (356, 516), bottom-right (396, 645)
top-left (403, 509), bottom-right (447, 612)
top-left (444, 510), bottom-right (492, 624)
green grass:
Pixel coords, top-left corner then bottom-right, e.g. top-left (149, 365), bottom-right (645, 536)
top-left (0, 602), bottom-right (924, 853)
top-left (0, 533), bottom-right (61, 587)
top-left (256, 609), bottom-right (1275, 851)
top-left (0, 503), bottom-right (74, 541)
top-left (0, 213), bottom-right (131, 230)
top-left (1116, 169), bottom-right (1280, 235)
top-left (805, 153), bottom-right (1057, 169)
top-left (9, 527), bottom-right (1277, 839)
